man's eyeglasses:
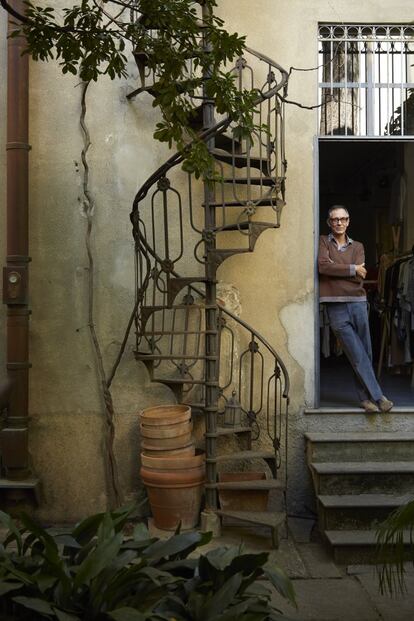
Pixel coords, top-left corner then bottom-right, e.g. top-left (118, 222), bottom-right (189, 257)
top-left (329, 217), bottom-right (349, 225)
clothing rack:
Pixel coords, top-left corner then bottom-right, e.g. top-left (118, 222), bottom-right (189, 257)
top-left (376, 245), bottom-right (414, 383)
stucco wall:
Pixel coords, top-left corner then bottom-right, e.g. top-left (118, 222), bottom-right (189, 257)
top-left (1, 1), bottom-right (414, 521)
top-left (216, 0), bottom-right (414, 514)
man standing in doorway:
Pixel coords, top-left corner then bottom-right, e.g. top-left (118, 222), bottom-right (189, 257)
top-left (318, 205), bottom-right (393, 413)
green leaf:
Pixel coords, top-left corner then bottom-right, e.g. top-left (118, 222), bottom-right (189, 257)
top-left (53, 609), bottom-right (82, 621)
top-left (201, 572), bottom-right (243, 620)
top-left (263, 565), bottom-right (296, 606)
top-left (13, 595), bottom-right (55, 615)
top-left (0, 511), bottom-right (23, 554)
top-left (133, 522), bottom-right (150, 542)
top-left (108, 608), bottom-right (147, 621)
top-left (74, 531), bottom-right (123, 588)
top-left (0, 581), bottom-right (23, 596)
top-left (144, 531), bottom-right (211, 562)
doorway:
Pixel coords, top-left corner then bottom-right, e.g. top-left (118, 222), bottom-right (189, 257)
top-left (318, 140), bottom-right (414, 407)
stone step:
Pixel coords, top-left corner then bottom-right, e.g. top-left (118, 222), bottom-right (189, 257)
top-left (317, 493), bottom-right (413, 530)
top-left (305, 432), bottom-right (414, 463)
top-left (217, 510), bottom-right (285, 548)
top-left (206, 479), bottom-right (284, 491)
top-left (311, 461), bottom-right (414, 495)
top-left (325, 529), bottom-right (414, 565)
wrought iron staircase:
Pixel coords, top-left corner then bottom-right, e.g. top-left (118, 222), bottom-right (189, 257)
top-left (129, 16), bottom-right (290, 544)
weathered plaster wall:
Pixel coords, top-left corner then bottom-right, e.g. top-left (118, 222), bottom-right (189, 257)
top-left (216, 0), bottom-right (414, 514)
top-left (27, 55), bottom-right (183, 520)
top-left (2, 1), bottom-right (414, 521)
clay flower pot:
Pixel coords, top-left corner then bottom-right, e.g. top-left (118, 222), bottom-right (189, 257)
top-left (140, 449), bottom-right (205, 530)
top-left (139, 404), bottom-right (191, 426)
top-left (142, 443), bottom-right (195, 457)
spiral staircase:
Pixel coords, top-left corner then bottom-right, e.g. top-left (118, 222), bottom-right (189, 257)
top-left (128, 14), bottom-right (290, 546)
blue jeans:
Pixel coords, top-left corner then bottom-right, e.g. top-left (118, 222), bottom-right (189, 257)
top-left (326, 302), bottom-right (383, 403)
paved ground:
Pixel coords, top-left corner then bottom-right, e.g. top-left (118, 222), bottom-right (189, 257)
top-left (174, 517), bottom-right (414, 621)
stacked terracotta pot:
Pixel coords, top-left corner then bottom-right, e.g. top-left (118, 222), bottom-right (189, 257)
top-left (139, 404), bottom-right (205, 530)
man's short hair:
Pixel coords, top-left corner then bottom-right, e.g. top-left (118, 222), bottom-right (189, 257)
top-left (327, 205), bottom-right (349, 219)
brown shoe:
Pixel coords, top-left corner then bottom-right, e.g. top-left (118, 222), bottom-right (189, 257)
top-left (377, 397), bottom-right (394, 413)
top-left (360, 400), bottom-right (379, 413)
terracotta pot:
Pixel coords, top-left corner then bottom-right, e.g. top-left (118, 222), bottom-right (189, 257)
top-left (141, 431), bottom-right (193, 450)
top-left (139, 404), bottom-right (191, 426)
top-left (140, 450), bottom-right (205, 530)
top-left (218, 471), bottom-right (269, 512)
top-left (140, 420), bottom-right (192, 439)
top-left (141, 449), bottom-right (204, 470)
top-left (142, 443), bottom-right (195, 458)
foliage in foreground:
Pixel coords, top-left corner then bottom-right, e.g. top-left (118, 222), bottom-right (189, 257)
top-left (376, 498), bottom-right (414, 596)
top-left (0, 506), bottom-right (296, 620)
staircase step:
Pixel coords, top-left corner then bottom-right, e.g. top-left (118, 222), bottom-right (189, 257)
top-left (214, 133), bottom-right (241, 152)
top-left (306, 432), bottom-right (414, 463)
top-left (206, 198), bottom-right (277, 208)
top-left (325, 530), bottom-right (414, 565)
top-left (217, 509), bottom-right (285, 528)
top-left (215, 425), bottom-right (252, 436)
top-left (206, 479), bottom-right (284, 491)
top-left (317, 494), bottom-right (412, 530)
top-left (222, 176), bottom-right (278, 187)
top-left (311, 461), bottom-right (414, 495)
top-left (211, 150), bottom-right (271, 175)
top-left (217, 509), bottom-right (285, 548)
top-left (154, 378), bottom-right (207, 386)
top-left (313, 461), bottom-right (414, 474)
top-left (318, 493), bottom-right (413, 508)
top-left (213, 450), bottom-right (276, 462)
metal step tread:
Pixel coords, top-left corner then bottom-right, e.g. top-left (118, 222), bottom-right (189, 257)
top-left (325, 529), bottom-right (414, 547)
top-left (223, 176), bottom-right (277, 186)
top-left (216, 425), bottom-right (252, 436)
top-left (217, 221), bottom-right (276, 232)
top-left (135, 354), bottom-right (211, 361)
top-left (206, 479), bottom-right (284, 491)
top-left (153, 378), bottom-right (206, 385)
top-left (211, 150), bottom-right (270, 172)
top-left (306, 432), bottom-right (414, 443)
top-left (205, 199), bottom-right (277, 208)
top-left (0, 477), bottom-right (39, 489)
top-left (318, 493), bottom-right (414, 509)
top-left (217, 509), bottom-right (286, 528)
top-left (214, 450), bottom-right (276, 462)
top-left (312, 461), bottom-right (414, 475)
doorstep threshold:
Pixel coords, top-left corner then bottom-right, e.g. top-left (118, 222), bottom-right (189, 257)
top-left (304, 406), bottom-right (414, 415)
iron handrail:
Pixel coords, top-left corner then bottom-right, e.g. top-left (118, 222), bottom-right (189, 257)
top-left (130, 46), bottom-right (289, 216)
top-left (133, 227), bottom-right (290, 400)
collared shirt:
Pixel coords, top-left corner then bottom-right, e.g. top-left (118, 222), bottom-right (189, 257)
top-left (328, 233), bottom-right (356, 276)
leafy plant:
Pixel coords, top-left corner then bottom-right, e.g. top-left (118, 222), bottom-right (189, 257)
top-left (0, 506), bottom-right (296, 620)
top-left (376, 499), bottom-right (414, 596)
top-left (1, 0), bottom-right (264, 179)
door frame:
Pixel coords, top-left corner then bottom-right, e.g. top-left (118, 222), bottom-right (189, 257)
top-left (313, 135), bottom-right (414, 409)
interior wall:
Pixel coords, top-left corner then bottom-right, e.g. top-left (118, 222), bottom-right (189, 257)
top-left (404, 143), bottom-right (414, 251)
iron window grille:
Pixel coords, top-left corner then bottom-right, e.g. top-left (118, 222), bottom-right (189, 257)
top-left (318, 24), bottom-right (414, 137)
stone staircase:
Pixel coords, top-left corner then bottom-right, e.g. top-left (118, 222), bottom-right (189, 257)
top-left (305, 431), bottom-right (414, 564)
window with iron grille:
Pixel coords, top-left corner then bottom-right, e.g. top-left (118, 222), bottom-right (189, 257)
top-left (318, 24), bottom-right (414, 137)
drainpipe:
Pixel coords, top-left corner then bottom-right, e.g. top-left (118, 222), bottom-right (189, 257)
top-left (1, 0), bottom-right (37, 499)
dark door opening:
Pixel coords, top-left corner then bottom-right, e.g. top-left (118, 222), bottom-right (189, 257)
top-left (319, 140), bottom-right (414, 407)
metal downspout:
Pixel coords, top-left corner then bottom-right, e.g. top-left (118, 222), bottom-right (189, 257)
top-left (1, 0), bottom-right (36, 498)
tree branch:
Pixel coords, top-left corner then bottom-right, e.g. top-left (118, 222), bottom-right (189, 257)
top-left (0, 0), bottom-right (29, 23)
